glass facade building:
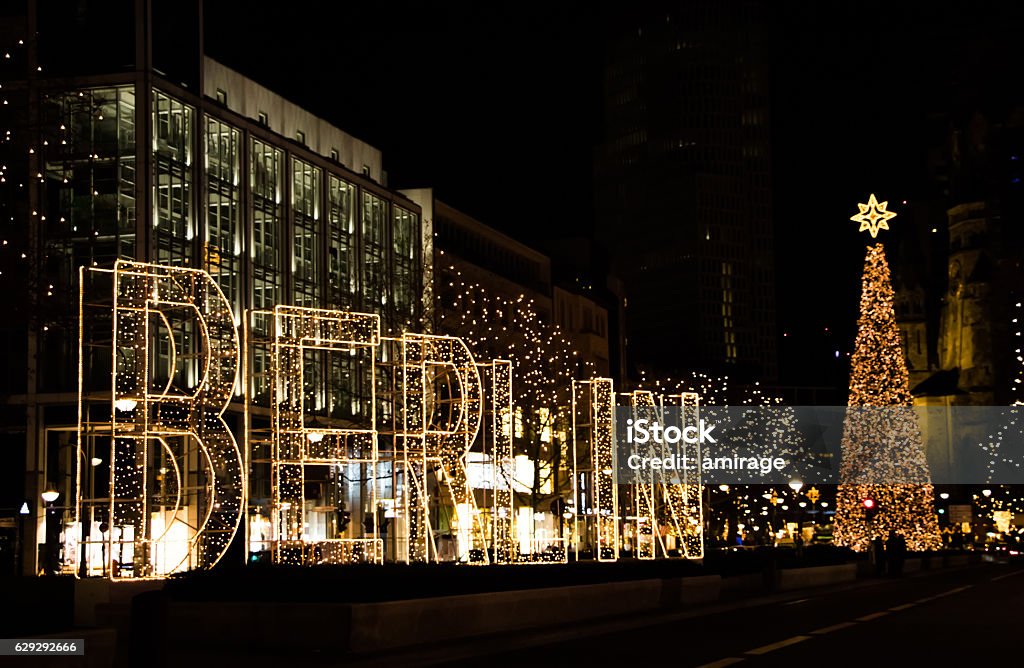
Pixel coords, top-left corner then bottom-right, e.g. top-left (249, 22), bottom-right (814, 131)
top-left (3, 32), bottom-right (425, 572)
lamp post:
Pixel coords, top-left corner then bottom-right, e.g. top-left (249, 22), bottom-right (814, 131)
top-left (41, 488), bottom-right (60, 575)
top-left (16, 501), bottom-right (30, 576)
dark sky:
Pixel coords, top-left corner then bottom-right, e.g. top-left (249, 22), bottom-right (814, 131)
top-left (205, 1), bottom-right (1024, 388)
top-left (205, 1), bottom-right (603, 239)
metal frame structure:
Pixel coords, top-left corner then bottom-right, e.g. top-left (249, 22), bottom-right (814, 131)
top-left (76, 260), bottom-right (244, 580)
top-left (571, 378), bottom-right (618, 561)
top-left (254, 305), bottom-right (383, 566)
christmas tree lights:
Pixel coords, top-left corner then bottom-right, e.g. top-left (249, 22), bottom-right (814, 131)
top-left (832, 210), bottom-right (941, 552)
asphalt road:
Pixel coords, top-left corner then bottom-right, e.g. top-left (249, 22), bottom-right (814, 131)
top-left (466, 561), bottom-right (1024, 667)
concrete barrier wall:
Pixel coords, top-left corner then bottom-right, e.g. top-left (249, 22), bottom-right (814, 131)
top-left (720, 573), bottom-right (763, 592)
top-left (350, 579), bottom-right (665, 651)
top-left (944, 554), bottom-right (969, 567)
top-left (124, 554), bottom-right (977, 656)
top-left (74, 579), bottom-right (163, 627)
top-left (161, 576), bottom-right (722, 653)
top-left (777, 564), bottom-right (858, 591)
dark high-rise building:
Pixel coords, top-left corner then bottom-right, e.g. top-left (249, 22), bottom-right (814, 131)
top-left (595, 2), bottom-right (776, 381)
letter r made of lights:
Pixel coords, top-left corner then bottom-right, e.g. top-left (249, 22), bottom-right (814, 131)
top-left (77, 261), bottom-right (244, 580)
top-left (400, 333), bottom-right (489, 564)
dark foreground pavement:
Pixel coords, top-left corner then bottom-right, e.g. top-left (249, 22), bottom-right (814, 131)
top-left (473, 561), bottom-right (1024, 667)
top-left (340, 560), bottom-right (1023, 667)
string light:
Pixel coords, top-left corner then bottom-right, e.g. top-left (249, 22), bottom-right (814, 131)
top-left (978, 300), bottom-right (1024, 479)
top-left (832, 242), bottom-right (942, 552)
top-left (76, 261), bottom-right (245, 579)
top-left (571, 378), bottom-right (618, 561)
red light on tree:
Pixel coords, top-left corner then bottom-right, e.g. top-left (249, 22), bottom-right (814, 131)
top-left (863, 498), bottom-right (875, 509)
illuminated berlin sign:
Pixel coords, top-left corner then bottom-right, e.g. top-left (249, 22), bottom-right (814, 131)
top-left (72, 260), bottom-right (699, 579)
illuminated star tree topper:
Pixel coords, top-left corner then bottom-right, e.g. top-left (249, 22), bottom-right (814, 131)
top-left (850, 193), bottom-right (898, 239)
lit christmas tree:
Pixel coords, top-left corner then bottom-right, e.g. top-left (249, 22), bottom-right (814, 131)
top-left (832, 196), bottom-right (942, 552)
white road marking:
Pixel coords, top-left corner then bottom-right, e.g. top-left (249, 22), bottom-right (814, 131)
top-left (856, 611), bottom-right (889, 622)
top-left (991, 570), bottom-right (1024, 582)
top-left (916, 584), bottom-right (973, 603)
top-left (783, 598), bottom-right (811, 606)
top-left (745, 636), bottom-right (811, 655)
top-left (810, 621), bottom-right (857, 634)
top-left (694, 658), bottom-right (745, 668)
top-left (889, 603), bottom-right (915, 611)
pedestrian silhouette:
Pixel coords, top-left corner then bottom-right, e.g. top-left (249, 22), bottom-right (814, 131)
top-left (886, 530), bottom-right (907, 576)
top-left (871, 535), bottom-right (886, 576)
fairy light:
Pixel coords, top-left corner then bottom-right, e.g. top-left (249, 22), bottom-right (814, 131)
top-left (490, 359), bottom-right (517, 563)
top-left (832, 236), bottom-right (942, 552)
top-left (77, 261), bottom-right (245, 579)
top-left (571, 378), bottom-right (618, 561)
top-left (978, 299), bottom-right (1024, 480)
top-left (259, 305), bottom-right (382, 566)
top-left (626, 390), bottom-right (703, 560)
top-left (436, 273), bottom-right (593, 562)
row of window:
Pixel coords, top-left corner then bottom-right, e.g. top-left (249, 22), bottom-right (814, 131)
top-left (38, 86), bottom-right (421, 411)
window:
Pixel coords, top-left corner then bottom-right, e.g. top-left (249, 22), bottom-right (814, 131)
top-left (361, 192), bottom-right (388, 317)
top-left (328, 175), bottom-right (357, 309)
top-left (362, 164), bottom-right (371, 177)
top-left (205, 117), bottom-right (241, 318)
top-left (296, 130), bottom-right (306, 145)
top-left (292, 157), bottom-right (321, 307)
top-left (153, 90), bottom-right (193, 264)
top-left (251, 139), bottom-right (283, 336)
top-left (392, 206), bottom-right (420, 328)
top-left (257, 111), bottom-right (268, 126)
top-left (215, 89), bottom-right (227, 105)
top-left (330, 148), bottom-right (339, 162)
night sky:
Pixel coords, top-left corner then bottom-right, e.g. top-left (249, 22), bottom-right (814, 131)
top-left (205, 1), bottom-right (1024, 389)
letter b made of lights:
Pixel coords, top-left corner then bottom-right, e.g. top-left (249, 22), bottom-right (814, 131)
top-left (77, 261), bottom-right (244, 579)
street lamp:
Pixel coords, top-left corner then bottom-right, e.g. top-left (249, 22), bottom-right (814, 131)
top-left (41, 488), bottom-right (61, 575)
top-left (982, 489), bottom-right (992, 498)
top-left (939, 492), bottom-right (949, 500)
top-left (789, 480), bottom-right (803, 493)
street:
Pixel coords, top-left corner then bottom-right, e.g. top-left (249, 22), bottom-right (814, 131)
top-left (435, 562), bottom-right (1024, 667)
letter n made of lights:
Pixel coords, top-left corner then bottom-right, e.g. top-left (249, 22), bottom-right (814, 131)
top-left (626, 390), bottom-right (703, 560)
top-left (77, 261), bottom-right (244, 579)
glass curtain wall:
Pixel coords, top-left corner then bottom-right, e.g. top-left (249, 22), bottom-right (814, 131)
top-left (204, 117), bottom-right (242, 322)
top-left (392, 205), bottom-right (420, 332)
top-left (250, 138), bottom-right (284, 402)
top-left (291, 157), bottom-right (321, 308)
top-left (153, 91), bottom-right (193, 265)
top-left (41, 86), bottom-right (136, 391)
top-left (361, 191), bottom-right (388, 325)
